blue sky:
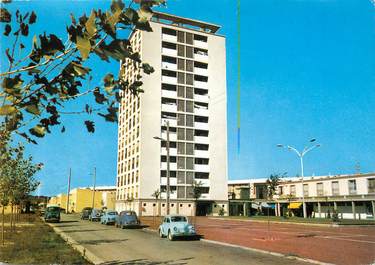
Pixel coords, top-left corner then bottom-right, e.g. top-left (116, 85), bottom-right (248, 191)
top-left (1, 0), bottom-right (374, 196)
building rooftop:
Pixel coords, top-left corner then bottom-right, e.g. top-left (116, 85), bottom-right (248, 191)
top-left (71, 186), bottom-right (116, 191)
top-left (151, 11), bottom-right (221, 34)
top-left (228, 172), bottom-right (375, 185)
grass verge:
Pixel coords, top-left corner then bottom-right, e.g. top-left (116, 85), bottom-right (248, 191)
top-left (0, 214), bottom-right (91, 264)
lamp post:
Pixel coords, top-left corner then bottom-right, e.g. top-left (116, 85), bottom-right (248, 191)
top-left (277, 139), bottom-right (321, 218)
top-left (153, 120), bottom-right (170, 215)
top-left (91, 167), bottom-right (96, 210)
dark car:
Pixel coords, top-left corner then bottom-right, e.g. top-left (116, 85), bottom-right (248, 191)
top-left (115, 210), bottom-right (140, 228)
top-left (81, 207), bottom-right (92, 220)
top-left (44, 206), bottom-right (61, 223)
top-left (89, 208), bottom-right (103, 221)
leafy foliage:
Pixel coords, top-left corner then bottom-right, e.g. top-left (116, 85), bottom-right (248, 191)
top-left (266, 173), bottom-right (286, 199)
top-left (0, 0), bottom-right (166, 143)
top-left (0, 127), bottom-right (41, 208)
top-left (151, 189), bottom-right (160, 200)
top-left (192, 180), bottom-right (203, 201)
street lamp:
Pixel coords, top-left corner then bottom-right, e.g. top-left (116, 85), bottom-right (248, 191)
top-left (153, 120), bottom-right (170, 215)
top-left (277, 139), bottom-right (321, 218)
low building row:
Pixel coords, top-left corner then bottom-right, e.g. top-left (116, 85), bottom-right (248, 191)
top-left (48, 186), bottom-right (116, 213)
top-left (228, 172), bottom-right (375, 219)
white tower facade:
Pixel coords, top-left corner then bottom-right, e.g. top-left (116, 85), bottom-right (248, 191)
top-left (116, 12), bottom-right (228, 216)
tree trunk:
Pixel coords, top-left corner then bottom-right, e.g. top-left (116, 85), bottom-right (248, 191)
top-left (194, 200), bottom-right (197, 225)
top-left (2, 206), bottom-right (4, 245)
top-left (10, 204), bottom-right (13, 233)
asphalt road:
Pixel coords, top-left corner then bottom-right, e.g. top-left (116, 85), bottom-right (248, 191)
top-left (50, 214), bottom-right (312, 265)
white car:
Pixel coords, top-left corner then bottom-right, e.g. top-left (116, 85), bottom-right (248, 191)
top-left (158, 215), bottom-right (197, 241)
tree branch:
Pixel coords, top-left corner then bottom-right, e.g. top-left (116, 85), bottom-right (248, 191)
top-left (0, 47), bottom-right (76, 77)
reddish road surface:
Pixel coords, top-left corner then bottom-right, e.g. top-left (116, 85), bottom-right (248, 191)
top-left (194, 217), bottom-right (375, 265)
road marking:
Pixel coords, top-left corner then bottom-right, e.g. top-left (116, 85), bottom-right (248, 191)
top-left (200, 222), bottom-right (372, 237)
top-left (200, 239), bottom-right (334, 265)
top-left (316, 236), bottom-right (375, 244)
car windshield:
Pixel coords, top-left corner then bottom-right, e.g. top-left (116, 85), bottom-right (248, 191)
top-left (107, 212), bottom-right (117, 215)
top-left (124, 212), bottom-right (135, 216)
top-left (170, 216), bottom-right (187, 222)
top-left (47, 207), bottom-right (59, 212)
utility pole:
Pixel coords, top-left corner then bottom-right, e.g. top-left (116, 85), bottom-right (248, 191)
top-left (91, 167), bottom-right (96, 209)
top-left (166, 120), bottom-right (170, 215)
top-left (66, 168), bottom-right (71, 214)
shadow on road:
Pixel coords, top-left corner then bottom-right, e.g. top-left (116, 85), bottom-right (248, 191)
top-left (77, 238), bottom-right (129, 245)
top-left (60, 220), bottom-right (79, 223)
top-left (100, 257), bottom-right (194, 265)
top-left (54, 224), bottom-right (80, 228)
top-left (171, 235), bottom-right (202, 241)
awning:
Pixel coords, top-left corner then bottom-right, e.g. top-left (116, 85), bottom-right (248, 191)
top-left (288, 202), bottom-right (302, 209)
top-left (260, 202), bottom-right (271, 208)
top-left (251, 203), bottom-right (260, 209)
top-left (251, 202), bottom-right (275, 209)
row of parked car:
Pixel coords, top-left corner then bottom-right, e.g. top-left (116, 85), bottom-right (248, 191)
top-left (80, 207), bottom-right (197, 241)
top-left (81, 207), bottom-right (141, 228)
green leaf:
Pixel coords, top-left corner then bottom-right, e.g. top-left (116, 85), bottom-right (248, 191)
top-left (25, 104), bottom-right (40, 115)
top-left (122, 8), bottom-right (139, 24)
top-left (0, 8), bottom-right (11, 23)
top-left (0, 105), bottom-right (17, 115)
top-left (84, 120), bottom-right (95, 133)
top-left (100, 39), bottom-right (131, 61)
top-left (38, 33), bottom-right (65, 57)
top-left (142, 63), bottom-right (154, 74)
top-left (93, 87), bottom-right (107, 104)
top-left (3, 24), bottom-right (11, 36)
top-left (2, 75), bottom-right (23, 98)
top-left (29, 125), bottom-right (46, 138)
top-left (76, 35), bottom-right (91, 60)
top-left (103, 73), bottom-right (115, 93)
top-left (18, 132), bottom-right (37, 145)
top-left (29, 11), bottom-right (37, 24)
top-left (71, 62), bottom-right (90, 76)
top-left (98, 105), bottom-right (118, 122)
top-left (85, 104), bottom-right (92, 114)
top-left (85, 11), bottom-right (97, 38)
top-left (20, 23), bottom-right (29, 36)
top-left (138, 5), bottom-right (153, 23)
top-left (111, 0), bottom-right (125, 13)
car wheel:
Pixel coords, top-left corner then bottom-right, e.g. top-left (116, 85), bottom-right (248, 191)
top-left (159, 229), bottom-right (164, 238)
top-left (168, 230), bottom-right (174, 241)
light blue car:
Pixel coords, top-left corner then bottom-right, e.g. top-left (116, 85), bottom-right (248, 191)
top-left (100, 210), bottom-right (118, 225)
top-left (158, 215), bottom-right (196, 241)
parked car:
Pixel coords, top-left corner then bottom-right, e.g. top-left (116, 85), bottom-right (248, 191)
top-left (158, 215), bottom-right (196, 241)
top-left (89, 208), bottom-right (103, 221)
top-left (100, 210), bottom-right (118, 225)
top-left (44, 206), bottom-right (61, 223)
top-left (81, 207), bottom-right (92, 220)
top-left (115, 210), bottom-right (140, 228)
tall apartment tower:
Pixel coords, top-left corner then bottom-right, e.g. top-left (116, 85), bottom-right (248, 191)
top-left (116, 12), bottom-right (228, 216)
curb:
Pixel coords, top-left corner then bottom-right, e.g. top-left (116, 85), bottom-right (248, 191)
top-left (142, 227), bottom-right (333, 265)
top-left (200, 239), bottom-right (335, 265)
top-left (46, 222), bottom-right (105, 265)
